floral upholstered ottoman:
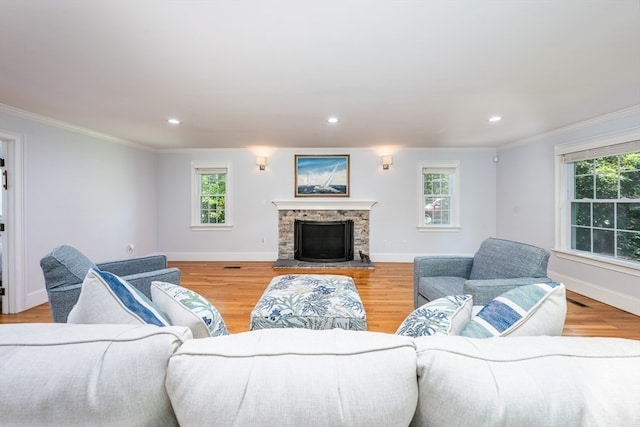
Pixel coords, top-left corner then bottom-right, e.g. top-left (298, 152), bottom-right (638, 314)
top-left (250, 274), bottom-right (367, 331)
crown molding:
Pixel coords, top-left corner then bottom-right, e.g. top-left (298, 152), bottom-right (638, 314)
top-left (0, 103), bottom-right (154, 152)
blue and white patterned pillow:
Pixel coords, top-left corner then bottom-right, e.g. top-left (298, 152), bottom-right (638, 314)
top-left (396, 294), bottom-right (473, 337)
top-left (460, 282), bottom-right (566, 338)
top-left (67, 269), bottom-right (170, 326)
top-left (151, 281), bottom-right (228, 338)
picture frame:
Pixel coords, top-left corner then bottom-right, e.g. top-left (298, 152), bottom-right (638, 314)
top-left (294, 154), bottom-right (350, 197)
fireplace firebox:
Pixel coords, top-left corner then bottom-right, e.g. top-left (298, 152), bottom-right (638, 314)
top-left (294, 220), bottom-right (354, 262)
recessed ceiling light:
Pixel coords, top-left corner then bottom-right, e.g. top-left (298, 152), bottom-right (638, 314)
top-left (167, 118), bottom-right (181, 125)
top-left (488, 116), bottom-right (502, 123)
top-left (326, 116), bottom-right (339, 124)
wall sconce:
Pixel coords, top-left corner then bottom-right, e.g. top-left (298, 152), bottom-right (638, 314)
top-left (381, 155), bottom-right (393, 170)
top-left (256, 156), bottom-right (267, 171)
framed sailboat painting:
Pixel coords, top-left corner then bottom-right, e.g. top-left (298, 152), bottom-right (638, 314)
top-left (294, 155), bottom-right (350, 197)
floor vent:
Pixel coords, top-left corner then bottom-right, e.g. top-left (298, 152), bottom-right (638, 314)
top-left (223, 266), bottom-right (242, 269)
top-left (567, 297), bottom-right (589, 308)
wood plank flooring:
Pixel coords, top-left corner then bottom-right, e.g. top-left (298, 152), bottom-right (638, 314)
top-left (2, 262), bottom-right (638, 339)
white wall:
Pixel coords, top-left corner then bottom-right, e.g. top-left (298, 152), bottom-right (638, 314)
top-left (496, 106), bottom-right (640, 315)
top-left (157, 147), bottom-right (498, 262)
top-left (0, 108), bottom-right (159, 311)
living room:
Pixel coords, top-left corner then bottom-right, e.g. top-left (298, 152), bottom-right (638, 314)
top-left (1, 103), bottom-right (637, 315)
top-left (1, 3), bottom-right (639, 425)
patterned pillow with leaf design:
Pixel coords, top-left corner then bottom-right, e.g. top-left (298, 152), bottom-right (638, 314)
top-left (396, 294), bottom-right (473, 337)
top-left (151, 281), bottom-right (228, 338)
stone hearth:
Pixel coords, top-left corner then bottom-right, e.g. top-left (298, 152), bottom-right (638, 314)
top-left (272, 259), bottom-right (374, 269)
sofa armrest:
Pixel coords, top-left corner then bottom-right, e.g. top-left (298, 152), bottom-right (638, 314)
top-left (414, 256), bottom-right (473, 308)
top-left (97, 254), bottom-right (168, 276)
top-left (464, 277), bottom-right (552, 306)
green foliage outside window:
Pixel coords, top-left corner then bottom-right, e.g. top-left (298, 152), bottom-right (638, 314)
top-left (571, 152), bottom-right (640, 262)
top-left (423, 173), bottom-right (451, 225)
top-left (200, 173), bottom-right (226, 224)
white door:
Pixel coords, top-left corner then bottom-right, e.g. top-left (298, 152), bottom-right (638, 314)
top-left (0, 139), bottom-right (7, 312)
top-left (0, 130), bottom-right (26, 314)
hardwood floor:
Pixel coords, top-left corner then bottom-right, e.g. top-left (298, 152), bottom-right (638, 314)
top-left (2, 262), bottom-right (639, 339)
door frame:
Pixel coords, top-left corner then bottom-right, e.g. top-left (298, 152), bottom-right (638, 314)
top-left (0, 129), bottom-right (26, 314)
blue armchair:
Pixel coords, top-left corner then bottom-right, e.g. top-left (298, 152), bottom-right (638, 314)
top-left (414, 238), bottom-right (551, 308)
top-left (40, 245), bottom-right (181, 322)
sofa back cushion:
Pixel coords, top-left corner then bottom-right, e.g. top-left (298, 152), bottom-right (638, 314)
top-left (166, 328), bottom-right (418, 427)
top-left (40, 245), bottom-right (97, 290)
top-left (0, 323), bottom-right (192, 426)
top-left (469, 238), bottom-right (550, 280)
top-left (412, 335), bottom-right (640, 426)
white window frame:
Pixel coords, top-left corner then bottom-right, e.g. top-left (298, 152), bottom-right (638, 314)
top-left (555, 134), bottom-right (640, 276)
top-left (190, 161), bottom-right (233, 230)
top-left (417, 161), bottom-right (461, 231)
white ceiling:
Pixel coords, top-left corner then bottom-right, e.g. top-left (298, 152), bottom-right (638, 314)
top-left (1, 1), bottom-right (639, 150)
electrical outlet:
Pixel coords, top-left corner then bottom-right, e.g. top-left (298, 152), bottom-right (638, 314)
top-left (127, 243), bottom-right (135, 253)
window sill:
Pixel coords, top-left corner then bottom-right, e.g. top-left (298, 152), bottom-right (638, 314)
top-left (190, 224), bottom-right (233, 231)
top-left (552, 249), bottom-right (640, 277)
top-left (417, 225), bottom-right (461, 232)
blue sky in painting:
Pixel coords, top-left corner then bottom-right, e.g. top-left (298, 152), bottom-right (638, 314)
top-left (296, 157), bottom-right (348, 186)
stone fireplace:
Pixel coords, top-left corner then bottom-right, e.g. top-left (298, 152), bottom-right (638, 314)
top-left (273, 200), bottom-right (376, 261)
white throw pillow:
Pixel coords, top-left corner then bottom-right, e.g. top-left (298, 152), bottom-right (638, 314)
top-left (151, 281), bottom-right (228, 338)
top-left (396, 294), bottom-right (473, 337)
top-left (67, 269), bottom-right (170, 326)
top-left (460, 282), bottom-right (566, 337)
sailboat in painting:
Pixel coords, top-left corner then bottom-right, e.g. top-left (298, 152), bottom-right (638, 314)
top-left (295, 155), bottom-right (349, 196)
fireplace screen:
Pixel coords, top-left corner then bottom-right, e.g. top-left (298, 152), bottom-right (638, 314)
top-left (294, 220), bottom-right (354, 262)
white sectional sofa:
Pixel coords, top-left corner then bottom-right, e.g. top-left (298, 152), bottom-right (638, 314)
top-left (1, 323), bottom-right (639, 427)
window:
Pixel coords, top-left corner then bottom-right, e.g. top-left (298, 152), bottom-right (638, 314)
top-left (419, 163), bottom-right (460, 230)
top-left (191, 162), bottom-right (232, 229)
top-left (561, 140), bottom-right (639, 264)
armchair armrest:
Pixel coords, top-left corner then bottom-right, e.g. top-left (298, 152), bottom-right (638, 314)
top-left (97, 254), bottom-right (169, 277)
top-left (463, 277), bottom-right (552, 306)
top-left (98, 254), bottom-right (180, 299)
top-left (123, 268), bottom-right (181, 299)
top-left (414, 256), bottom-right (473, 308)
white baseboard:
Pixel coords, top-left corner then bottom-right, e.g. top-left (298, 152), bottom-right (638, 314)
top-left (25, 289), bottom-right (48, 312)
top-left (166, 252), bottom-right (418, 263)
top-left (549, 269), bottom-right (640, 316)
top-left (370, 253), bottom-right (418, 262)
top-left (167, 252), bottom-right (278, 262)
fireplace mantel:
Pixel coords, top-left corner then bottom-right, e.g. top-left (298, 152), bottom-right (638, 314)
top-left (272, 200), bottom-right (377, 211)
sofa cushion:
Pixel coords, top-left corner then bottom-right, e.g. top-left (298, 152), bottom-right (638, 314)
top-left (396, 294), bottom-right (472, 337)
top-left (460, 282), bottom-right (566, 337)
top-left (469, 237), bottom-right (550, 280)
top-left (151, 281), bottom-right (228, 338)
top-left (0, 323), bottom-right (192, 426)
top-left (412, 335), bottom-right (640, 426)
top-left (39, 245), bottom-right (97, 290)
top-left (67, 269), bottom-right (170, 326)
top-left (166, 328), bottom-right (418, 427)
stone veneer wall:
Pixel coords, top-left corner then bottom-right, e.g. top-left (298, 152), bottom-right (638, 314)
top-left (278, 210), bottom-right (370, 260)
